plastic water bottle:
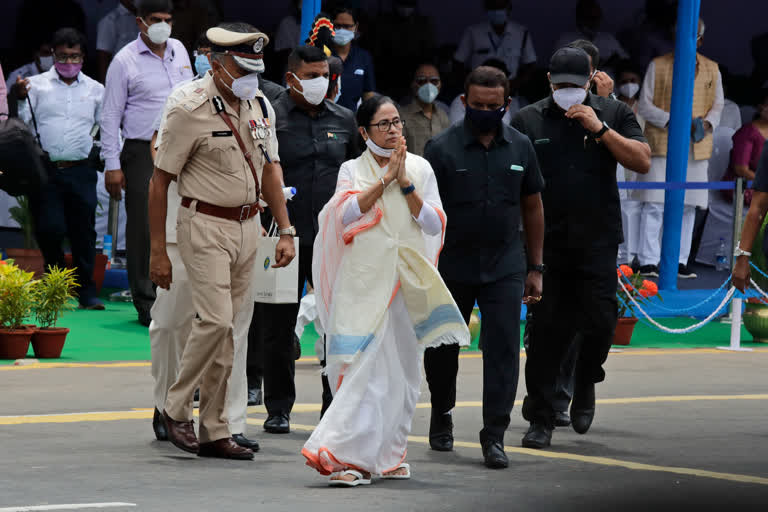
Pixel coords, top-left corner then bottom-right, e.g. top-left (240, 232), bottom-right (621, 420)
top-left (715, 238), bottom-right (728, 271)
top-left (259, 187), bottom-right (296, 207)
top-left (103, 234), bottom-right (112, 269)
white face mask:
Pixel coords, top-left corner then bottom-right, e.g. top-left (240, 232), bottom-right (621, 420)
top-left (222, 66), bottom-right (260, 100)
top-left (552, 86), bottom-right (588, 111)
top-left (618, 83), bottom-right (640, 99)
top-left (38, 55), bottom-right (54, 71)
top-left (417, 83), bottom-right (439, 104)
top-left (364, 132), bottom-right (394, 158)
top-left (143, 19), bottom-right (171, 45)
top-left (234, 55), bottom-right (265, 74)
top-left (291, 73), bottom-right (329, 106)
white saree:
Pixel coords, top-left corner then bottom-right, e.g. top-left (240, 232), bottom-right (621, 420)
top-left (302, 149), bottom-right (470, 476)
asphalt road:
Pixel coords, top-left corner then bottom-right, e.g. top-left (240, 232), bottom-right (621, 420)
top-left (2, 349), bottom-right (768, 511)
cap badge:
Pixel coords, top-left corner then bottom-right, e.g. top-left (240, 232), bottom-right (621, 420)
top-left (253, 37), bottom-right (264, 54)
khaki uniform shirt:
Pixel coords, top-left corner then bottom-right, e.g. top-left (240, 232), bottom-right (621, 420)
top-left (402, 101), bottom-right (452, 157)
top-left (155, 72), bottom-right (279, 208)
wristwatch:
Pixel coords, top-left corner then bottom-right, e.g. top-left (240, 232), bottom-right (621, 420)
top-left (592, 121), bottom-right (610, 140)
top-left (278, 226), bottom-right (296, 237)
top-left (734, 247), bottom-right (752, 258)
top-left (528, 264), bottom-right (546, 274)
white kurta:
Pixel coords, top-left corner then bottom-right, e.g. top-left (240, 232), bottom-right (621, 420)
top-left (632, 59), bottom-right (725, 208)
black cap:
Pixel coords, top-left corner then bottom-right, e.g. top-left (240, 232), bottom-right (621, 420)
top-left (549, 47), bottom-right (591, 86)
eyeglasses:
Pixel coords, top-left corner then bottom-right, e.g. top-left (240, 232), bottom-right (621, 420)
top-left (369, 118), bottom-right (405, 132)
top-left (415, 76), bottom-right (440, 86)
top-left (334, 23), bottom-right (356, 30)
top-left (54, 53), bottom-right (83, 64)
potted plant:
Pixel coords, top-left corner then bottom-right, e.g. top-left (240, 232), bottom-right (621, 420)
top-left (31, 265), bottom-right (78, 358)
top-left (615, 265), bottom-right (660, 345)
top-left (0, 259), bottom-right (38, 359)
top-left (742, 216), bottom-right (768, 342)
top-left (6, 195), bottom-right (45, 277)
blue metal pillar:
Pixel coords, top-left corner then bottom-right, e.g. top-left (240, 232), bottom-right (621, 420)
top-left (658, 0), bottom-right (701, 290)
top-left (299, 0), bottom-right (323, 45)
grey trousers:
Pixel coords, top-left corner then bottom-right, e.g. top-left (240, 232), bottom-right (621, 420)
top-left (120, 139), bottom-right (156, 315)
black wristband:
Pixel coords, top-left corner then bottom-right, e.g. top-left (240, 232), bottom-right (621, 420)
top-left (592, 121), bottom-right (609, 139)
top-left (528, 264), bottom-right (546, 274)
top-left (401, 184), bottom-right (415, 195)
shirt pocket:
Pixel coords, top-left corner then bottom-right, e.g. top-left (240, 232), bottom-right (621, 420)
top-left (205, 136), bottom-right (241, 174)
top-left (441, 168), bottom-right (484, 206)
top-left (493, 165), bottom-right (523, 204)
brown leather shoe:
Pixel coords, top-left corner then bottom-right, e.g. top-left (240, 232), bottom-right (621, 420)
top-left (198, 438), bottom-right (254, 460)
top-left (162, 411), bottom-right (199, 454)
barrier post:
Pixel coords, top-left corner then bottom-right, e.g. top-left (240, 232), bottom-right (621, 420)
top-left (658, 0), bottom-right (701, 291)
top-left (719, 177), bottom-right (751, 351)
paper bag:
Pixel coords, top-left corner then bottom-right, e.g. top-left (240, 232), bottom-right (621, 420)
top-left (252, 235), bottom-right (299, 304)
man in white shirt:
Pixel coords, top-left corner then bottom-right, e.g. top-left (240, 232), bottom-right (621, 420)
top-left (454, 0), bottom-right (537, 93)
top-left (16, 28), bottom-right (106, 310)
top-left (633, 19), bottom-right (724, 279)
top-left (96, 0), bottom-right (138, 83)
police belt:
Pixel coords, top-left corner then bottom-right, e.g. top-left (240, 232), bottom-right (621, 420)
top-left (181, 197), bottom-right (262, 223)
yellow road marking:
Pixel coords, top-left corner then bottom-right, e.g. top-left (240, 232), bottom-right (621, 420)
top-left (5, 394), bottom-right (768, 425)
top-left (248, 421), bottom-right (768, 487)
top-left (2, 347), bottom-right (767, 371)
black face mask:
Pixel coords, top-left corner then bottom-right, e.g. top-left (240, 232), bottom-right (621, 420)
top-left (465, 104), bottom-right (506, 133)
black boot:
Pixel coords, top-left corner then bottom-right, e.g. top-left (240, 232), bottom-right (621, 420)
top-left (479, 432), bottom-right (508, 469)
top-left (429, 410), bottom-right (453, 452)
top-left (522, 422), bottom-right (552, 449)
top-left (570, 382), bottom-right (595, 435)
top-left (152, 407), bottom-right (168, 441)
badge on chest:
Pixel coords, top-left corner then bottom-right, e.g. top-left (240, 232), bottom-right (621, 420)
top-left (249, 119), bottom-right (271, 140)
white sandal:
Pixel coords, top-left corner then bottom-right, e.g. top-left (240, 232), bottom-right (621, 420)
top-left (329, 469), bottom-right (372, 487)
top-left (382, 463), bottom-right (411, 480)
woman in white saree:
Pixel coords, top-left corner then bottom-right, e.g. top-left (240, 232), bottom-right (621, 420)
top-left (302, 96), bottom-right (470, 486)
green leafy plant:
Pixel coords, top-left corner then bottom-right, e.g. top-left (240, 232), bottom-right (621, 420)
top-left (8, 195), bottom-right (38, 250)
top-left (34, 265), bottom-right (79, 329)
top-left (0, 259), bottom-right (39, 329)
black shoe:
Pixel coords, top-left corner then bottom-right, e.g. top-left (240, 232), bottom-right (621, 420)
top-left (678, 264), bottom-right (697, 279)
top-left (521, 395), bottom-right (532, 423)
top-left (247, 387), bottom-right (262, 406)
top-left (638, 264), bottom-right (659, 278)
top-left (522, 422), bottom-right (552, 449)
top-left (138, 310), bottom-right (152, 327)
top-left (232, 433), bottom-right (260, 452)
top-left (264, 413), bottom-right (290, 434)
top-left (571, 382), bottom-right (596, 435)
top-left (554, 411), bottom-right (571, 427)
top-left (429, 411), bottom-right (453, 452)
top-left (152, 407), bottom-right (168, 441)
top-left (293, 333), bottom-right (302, 360)
top-left (480, 435), bottom-right (508, 469)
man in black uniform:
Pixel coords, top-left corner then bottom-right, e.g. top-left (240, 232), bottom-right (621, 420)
top-left (255, 45), bottom-right (359, 434)
top-left (424, 66), bottom-right (545, 469)
top-left (511, 47), bottom-right (650, 449)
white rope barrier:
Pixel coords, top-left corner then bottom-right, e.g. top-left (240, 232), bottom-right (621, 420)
top-left (617, 275), bottom-right (736, 334)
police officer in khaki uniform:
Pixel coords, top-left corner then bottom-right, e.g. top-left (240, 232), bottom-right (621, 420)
top-left (149, 22), bottom-right (295, 460)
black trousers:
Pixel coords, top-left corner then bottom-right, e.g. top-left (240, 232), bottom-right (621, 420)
top-left (120, 140), bottom-right (156, 316)
top-left (524, 246), bottom-right (618, 427)
top-left (424, 273), bottom-right (523, 442)
top-left (245, 242), bottom-right (333, 415)
top-left (29, 164), bottom-right (98, 303)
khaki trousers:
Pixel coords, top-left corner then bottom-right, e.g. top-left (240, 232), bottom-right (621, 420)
top-left (164, 204), bottom-right (260, 443)
top-left (149, 242), bottom-right (254, 435)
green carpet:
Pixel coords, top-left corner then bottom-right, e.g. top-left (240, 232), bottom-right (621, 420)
top-left (1, 302), bottom-right (764, 364)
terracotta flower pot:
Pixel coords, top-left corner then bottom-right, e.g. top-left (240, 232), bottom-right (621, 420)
top-left (64, 253), bottom-right (109, 295)
top-left (31, 327), bottom-right (70, 358)
top-left (613, 317), bottom-right (638, 346)
top-left (5, 248), bottom-right (45, 277)
top-left (0, 327), bottom-right (34, 359)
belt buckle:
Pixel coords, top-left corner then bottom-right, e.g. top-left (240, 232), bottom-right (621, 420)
top-left (239, 204), bottom-right (251, 222)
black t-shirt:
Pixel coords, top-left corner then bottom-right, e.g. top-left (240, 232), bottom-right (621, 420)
top-left (511, 93), bottom-right (647, 250)
top-left (424, 121), bottom-right (545, 284)
top-left (751, 140), bottom-right (768, 192)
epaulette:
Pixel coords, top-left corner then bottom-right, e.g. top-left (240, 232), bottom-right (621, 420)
top-left (181, 90), bottom-right (209, 112)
